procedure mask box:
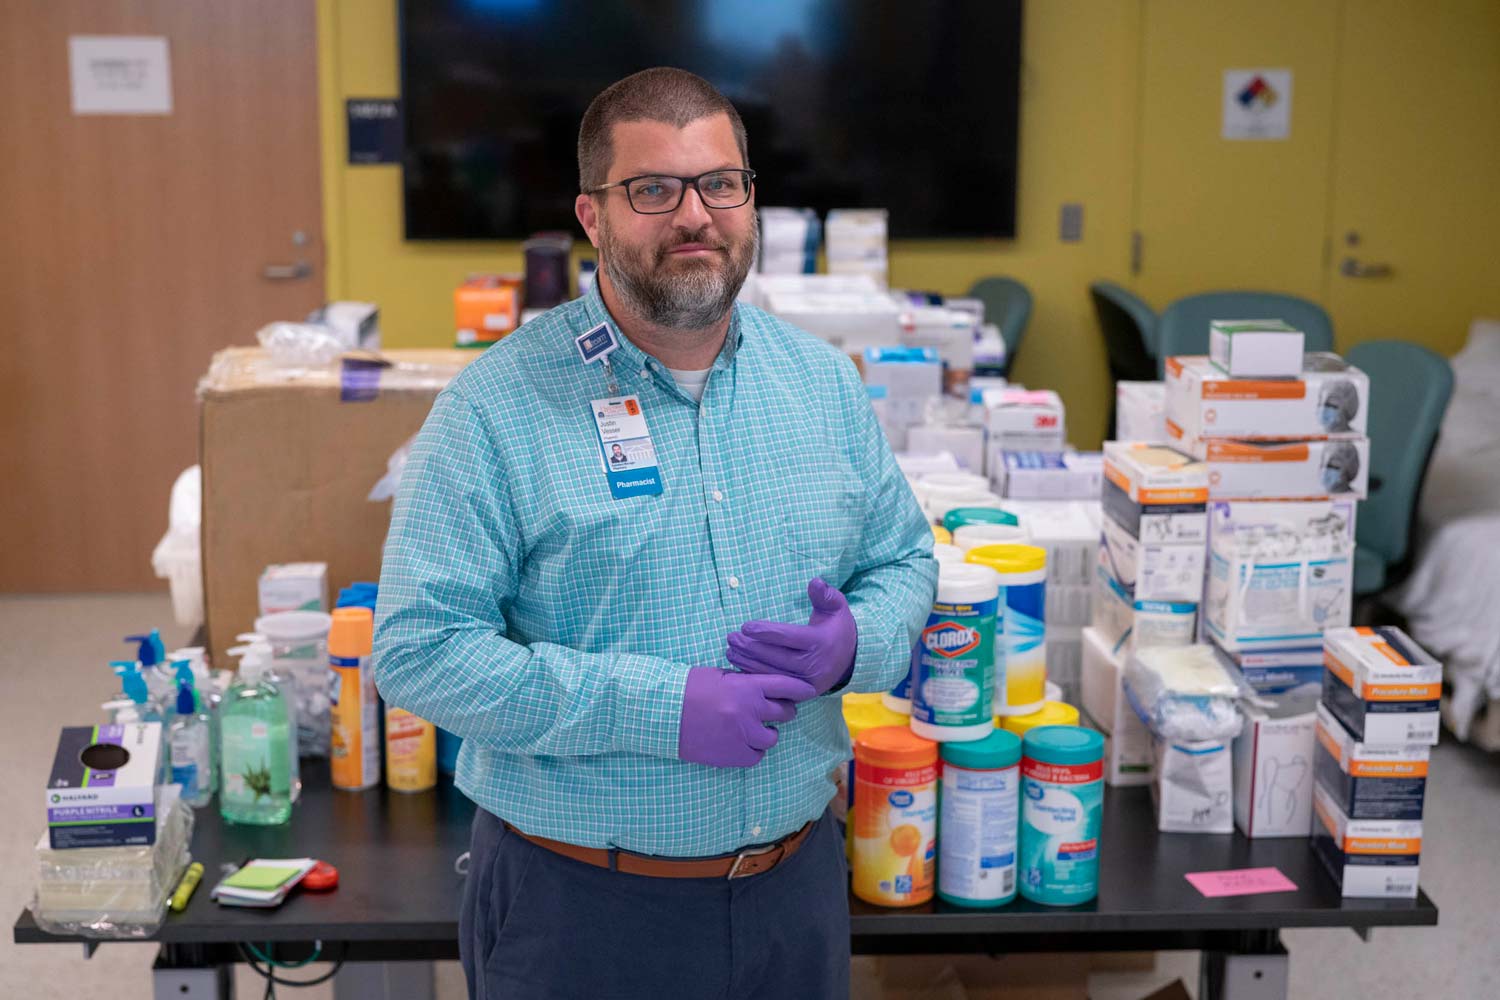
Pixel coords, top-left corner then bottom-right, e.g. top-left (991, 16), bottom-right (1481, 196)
top-left (1315, 702), bottom-right (1429, 821)
top-left (1233, 698), bottom-right (1318, 838)
top-left (1099, 512), bottom-right (1206, 604)
top-left (1204, 499), bottom-right (1355, 652)
top-left (984, 388), bottom-right (1066, 452)
top-left (1165, 353), bottom-right (1370, 440)
top-left (1152, 738), bottom-right (1234, 834)
top-left (47, 723), bottom-right (162, 849)
top-left (1081, 626), bottom-right (1154, 786)
top-left (1092, 553), bottom-right (1198, 655)
top-left (258, 562), bottom-right (329, 616)
top-left (864, 346), bottom-right (943, 452)
top-left (1101, 442), bottom-right (1209, 544)
top-left (1115, 381), bottom-right (1166, 443)
top-left (906, 424), bottom-right (985, 475)
top-left (1312, 782), bottom-right (1421, 899)
top-left (1221, 645), bottom-right (1324, 695)
top-left (1209, 320), bottom-right (1305, 379)
top-left (998, 451), bottom-right (1102, 500)
top-left (1189, 435), bottom-right (1370, 500)
top-left (1321, 626), bottom-right (1442, 746)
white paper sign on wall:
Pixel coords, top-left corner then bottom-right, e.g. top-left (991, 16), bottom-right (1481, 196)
top-left (69, 36), bottom-right (173, 116)
top-left (1222, 68), bottom-right (1291, 141)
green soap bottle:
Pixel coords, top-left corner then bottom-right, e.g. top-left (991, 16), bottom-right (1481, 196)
top-left (219, 654), bottom-right (293, 826)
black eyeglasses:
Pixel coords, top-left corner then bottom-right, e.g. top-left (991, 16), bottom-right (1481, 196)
top-left (587, 169), bottom-right (756, 215)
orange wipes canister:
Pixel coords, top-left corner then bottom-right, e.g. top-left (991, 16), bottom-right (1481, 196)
top-left (852, 726), bottom-right (939, 907)
top-left (328, 608), bottom-right (380, 791)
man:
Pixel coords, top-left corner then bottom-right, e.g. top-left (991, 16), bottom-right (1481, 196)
top-left (376, 67), bottom-right (935, 999)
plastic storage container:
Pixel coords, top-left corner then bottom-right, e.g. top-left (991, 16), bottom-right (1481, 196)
top-left (852, 727), bottom-right (939, 907)
top-left (966, 544), bottom-right (1049, 716)
top-left (911, 562), bottom-right (1000, 743)
top-left (939, 729), bottom-right (1022, 908)
top-left (942, 506), bottom-right (1021, 534)
top-left (1019, 726), bottom-right (1104, 905)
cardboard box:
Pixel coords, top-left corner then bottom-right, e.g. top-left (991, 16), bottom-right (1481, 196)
top-left (906, 424), bottom-right (985, 474)
top-left (1165, 353), bottom-right (1370, 440)
top-left (1312, 782), bottom-right (1421, 898)
top-left (864, 953), bottom-right (1090, 1000)
top-left (999, 451), bottom-right (1102, 500)
top-left (1081, 626), bottom-right (1154, 786)
top-left (1209, 320), bottom-right (1306, 378)
top-left (47, 723), bottom-right (162, 849)
top-left (1100, 443), bottom-right (1209, 544)
top-left (1190, 436), bottom-right (1370, 500)
top-left (1321, 626), bottom-right (1442, 746)
top-left (1091, 554), bottom-right (1198, 654)
top-left (998, 500), bottom-right (1100, 586)
top-left (1153, 737), bottom-right (1234, 833)
top-left (257, 562), bottom-right (328, 616)
top-left (1315, 702), bottom-right (1429, 820)
top-left (863, 347), bottom-right (942, 451)
top-left (1115, 381), bottom-right (1166, 443)
top-left (1099, 510), bottom-right (1206, 605)
top-left (454, 274), bottom-right (521, 347)
top-left (1203, 499), bottom-right (1355, 652)
top-left (763, 288), bottom-right (901, 353)
top-left (984, 388), bottom-right (1066, 454)
top-left (1219, 645), bottom-right (1324, 694)
top-left (199, 348), bottom-right (473, 668)
top-left (1233, 697), bottom-right (1318, 838)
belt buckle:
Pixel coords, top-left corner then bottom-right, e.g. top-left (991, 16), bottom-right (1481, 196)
top-left (726, 843), bottom-right (778, 880)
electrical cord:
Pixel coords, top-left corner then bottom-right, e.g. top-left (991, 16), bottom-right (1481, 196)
top-left (237, 940), bottom-right (347, 999)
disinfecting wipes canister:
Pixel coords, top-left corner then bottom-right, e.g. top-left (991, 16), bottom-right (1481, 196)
top-left (1019, 725), bottom-right (1105, 905)
top-left (939, 729), bottom-right (1022, 907)
top-left (911, 563), bottom-right (1001, 743)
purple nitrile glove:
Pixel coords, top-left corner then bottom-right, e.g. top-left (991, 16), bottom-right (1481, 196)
top-left (678, 667), bottom-right (816, 768)
top-left (724, 578), bottom-right (858, 696)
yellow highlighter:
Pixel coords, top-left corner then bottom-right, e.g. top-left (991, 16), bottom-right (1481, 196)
top-left (170, 862), bottom-right (204, 912)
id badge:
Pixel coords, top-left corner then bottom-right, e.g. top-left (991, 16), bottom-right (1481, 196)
top-left (590, 395), bottom-right (664, 499)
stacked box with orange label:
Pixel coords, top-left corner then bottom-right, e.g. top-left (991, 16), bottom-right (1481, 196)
top-left (1311, 626), bottom-right (1440, 897)
top-left (454, 274), bottom-right (523, 348)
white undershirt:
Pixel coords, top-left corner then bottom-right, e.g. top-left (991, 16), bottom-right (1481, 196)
top-left (667, 366), bottom-right (712, 403)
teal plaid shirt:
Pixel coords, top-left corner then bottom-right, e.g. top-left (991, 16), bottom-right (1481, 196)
top-left (375, 283), bottom-right (936, 856)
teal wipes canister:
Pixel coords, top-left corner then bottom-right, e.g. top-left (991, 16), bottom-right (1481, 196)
top-left (939, 729), bottom-right (1022, 907)
top-left (911, 563), bottom-right (1000, 743)
top-left (1019, 726), bottom-right (1104, 905)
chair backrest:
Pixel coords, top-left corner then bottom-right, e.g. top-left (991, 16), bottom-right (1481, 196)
top-left (967, 277), bottom-right (1033, 372)
top-left (1346, 340), bottom-right (1455, 568)
top-left (1089, 281), bottom-right (1158, 383)
top-left (1156, 291), bottom-right (1335, 376)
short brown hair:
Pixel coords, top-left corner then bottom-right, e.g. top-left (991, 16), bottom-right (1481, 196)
top-left (577, 67), bottom-right (749, 191)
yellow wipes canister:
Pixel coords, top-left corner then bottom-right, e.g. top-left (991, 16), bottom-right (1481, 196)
top-left (385, 706), bottom-right (437, 793)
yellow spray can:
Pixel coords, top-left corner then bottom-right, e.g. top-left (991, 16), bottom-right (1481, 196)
top-left (385, 706), bottom-right (436, 793)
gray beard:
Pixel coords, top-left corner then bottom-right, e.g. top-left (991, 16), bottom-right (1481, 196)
top-left (600, 214), bottom-right (759, 331)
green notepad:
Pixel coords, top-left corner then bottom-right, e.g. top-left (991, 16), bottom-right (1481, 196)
top-left (222, 864), bottom-right (304, 892)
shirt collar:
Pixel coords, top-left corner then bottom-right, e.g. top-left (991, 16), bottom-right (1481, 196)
top-left (579, 279), bottom-right (745, 379)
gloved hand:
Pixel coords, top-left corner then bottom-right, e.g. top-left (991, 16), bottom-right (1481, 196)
top-left (724, 578), bottom-right (858, 697)
top-left (678, 667), bottom-right (815, 768)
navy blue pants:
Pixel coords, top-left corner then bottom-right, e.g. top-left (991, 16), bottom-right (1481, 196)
top-left (459, 808), bottom-right (850, 999)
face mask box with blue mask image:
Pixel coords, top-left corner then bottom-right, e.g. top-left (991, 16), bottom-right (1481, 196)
top-left (1315, 702), bottom-right (1430, 822)
top-left (46, 723), bottom-right (162, 849)
top-left (1204, 499), bottom-right (1355, 652)
top-left (1321, 626), bottom-right (1442, 746)
top-left (1190, 435), bottom-right (1370, 500)
top-left (1165, 353), bottom-right (1370, 440)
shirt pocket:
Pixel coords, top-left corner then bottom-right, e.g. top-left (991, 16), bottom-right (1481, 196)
top-left (776, 454), bottom-right (867, 584)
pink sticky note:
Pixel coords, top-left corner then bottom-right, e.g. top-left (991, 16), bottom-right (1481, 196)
top-left (1185, 867), bottom-right (1297, 898)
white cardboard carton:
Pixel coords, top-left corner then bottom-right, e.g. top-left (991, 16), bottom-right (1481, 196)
top-left (1165, 353), bottom-right (1369, 440)
top-left (1233, 697), bottom-right (1319, 838)
top-left (1190, 435), bottom-right (1370, 500)
top-left (1209, 320), bottom-right (1306, 378)
top-left (1081, 626), bottom-right (1154, 786)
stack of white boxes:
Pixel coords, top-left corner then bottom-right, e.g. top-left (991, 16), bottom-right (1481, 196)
top-left (824, 209), bottom-right (889, 288)
top-left (982, 388), bottom-right (1066, 484)
top-left (862, 347), bottom-right (943, 452)
top-left (1081, 444), bottom-right (1208, 787)
top-left (1310, 627), bottom-right (1439, 898)
top-left (1161, 324), bottom-right (1375, 842)
top-left (1002, 500), bottom-right (1101, 703)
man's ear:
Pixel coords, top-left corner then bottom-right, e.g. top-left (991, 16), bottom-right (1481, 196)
top-left (575, 194), bottom-right (601, 249)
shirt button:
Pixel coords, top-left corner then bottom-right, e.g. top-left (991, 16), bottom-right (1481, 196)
top-left (712, 489), bottom-right (725, 503)
top-left (751, 825), bottom-right (763, 837)
top-left (728, 575), bottom-right (741, 589)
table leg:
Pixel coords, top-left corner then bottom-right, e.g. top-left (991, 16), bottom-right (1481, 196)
top-left (332, 960), bottom-right (435, 1000)
top-left (1199, 931), bottom-right (1289, 1000)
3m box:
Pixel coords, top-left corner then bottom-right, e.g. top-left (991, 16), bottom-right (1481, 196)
top-left (984, 388), bottom-right (1066, 452)
top-left (47, 724), bottom-right (162, 849)
top-left (1321, 627), bottom-right (1442, 746)
top-left (1220, 645), bottom-right (1324, 694)
top-left (1165, 354), bottom-right (1370, 440)
top-left (257, 562), bottom-right (328, 616)
top-left (1189, 436), bottom-right (1369, 500)
top-left (1081, 626), bottom-right (1154, 786)
top-left (1315, 702), bottom-right (1429, 821)
top-left (1209, 320), bottom-right (1306, 378)
top-left (1233, 698), bottom-right (1318, 838)
top-left (1204, 499), bottom-right (1355, 652)
top-left (1312, 782), bottom-right (1421, 898)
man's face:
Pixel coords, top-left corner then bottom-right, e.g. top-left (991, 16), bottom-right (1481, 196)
top-left (576, 114), bottom-right (758, 330)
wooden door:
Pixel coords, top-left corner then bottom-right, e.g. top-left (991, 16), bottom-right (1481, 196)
top-left (1323, 0), bottom-right (1500, 351)
top-left (1131, 0), bottom-right (1341, 308)
top-left (0, 1), bottom-right (324, 590)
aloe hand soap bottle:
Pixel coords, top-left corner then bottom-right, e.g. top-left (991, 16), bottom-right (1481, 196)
top-left (219, 653), bottom-right (293, 825)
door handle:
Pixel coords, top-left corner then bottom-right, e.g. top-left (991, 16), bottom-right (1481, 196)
top-left (263, 261), bottom-right (312, 281)
top-left (1340, 257), bottom-right (1393, 279)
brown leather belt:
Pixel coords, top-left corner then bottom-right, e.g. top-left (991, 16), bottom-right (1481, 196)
top-left (504, 820), bottom-right (816, 880)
